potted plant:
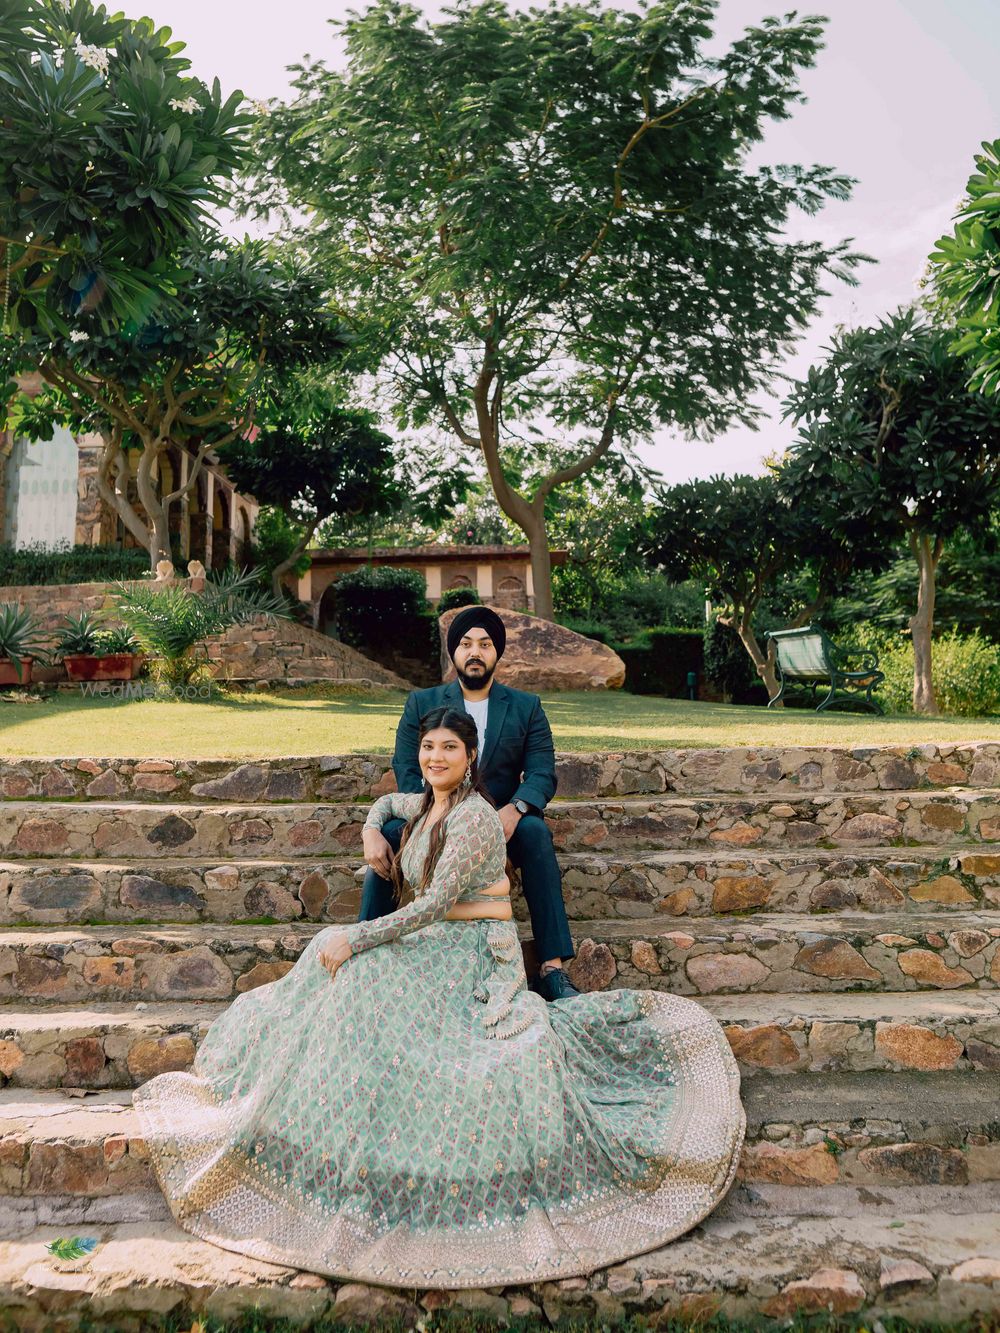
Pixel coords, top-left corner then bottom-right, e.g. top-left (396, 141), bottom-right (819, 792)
top-left (0, 603), bottom-right (48, 686)
top-left (57, 612), bottom-right (144, 683)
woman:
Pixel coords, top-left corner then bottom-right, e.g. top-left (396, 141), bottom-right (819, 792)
top-left (133, 708), bottom-right (745, 1289)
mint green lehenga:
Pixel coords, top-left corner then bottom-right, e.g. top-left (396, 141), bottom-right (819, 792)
top-left (132, 792), bottom-right (745, 1289)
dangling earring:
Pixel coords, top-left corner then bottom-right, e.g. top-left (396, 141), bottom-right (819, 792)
top-left (464, 763), bottom-right (472, 786)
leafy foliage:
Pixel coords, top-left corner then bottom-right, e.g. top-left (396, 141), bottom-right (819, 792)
top-left (332, 566), bottom-right (428, 651)
top-left (849, 627), bottom-right (1000, 718)
top-left (930, 137), bottom-right (1000, 394)
top-left (781, 307), bottom-right (1000, 710)
top-left (113, 567), bottom-right (288, 685)
top-left (0, 542), bottom-right (148, 587)
top-left (0, 0), bottom-right (250, 338)
top-left (0, 602), bottom-right (49, 673)
top-left (222, 393), bottom-right (400, 592)
top-left (437, 587), bottom-right (481, 614)
top-left (643, 471), bottom-right (881, 697)
top-left (254, 0), bottom-right (866, 614)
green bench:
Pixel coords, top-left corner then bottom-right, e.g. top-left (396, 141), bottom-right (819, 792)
top-left (764, 625), bottom-right (885, 714)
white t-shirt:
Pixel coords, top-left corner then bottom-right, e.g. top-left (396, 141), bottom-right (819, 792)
top-left (463, 697), bottom-right (489, 758)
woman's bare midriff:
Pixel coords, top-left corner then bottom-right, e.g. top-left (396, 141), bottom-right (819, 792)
top-left (443, 876), bottom-right (513, 922)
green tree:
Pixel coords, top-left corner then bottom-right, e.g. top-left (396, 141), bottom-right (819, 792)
top-left (781, 308), bottom-right (1000, 712)
top-left (221, 395), bottom-right (401, 596)
top-left (255, 0), bottom-right (865, 619)
top-left (644, 472), bottom-right (880, 701)
top-left (0, 0), bottom-right (249, 342)
top-left (10, 240), bottom-right (349, 569)
top-left (929, 136), bottom-right (1000, 394)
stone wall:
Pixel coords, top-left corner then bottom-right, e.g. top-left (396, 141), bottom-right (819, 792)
top-left (0, 579), bottom-right (412, 689)
top-left (204, 620), bottom-right (413, 688)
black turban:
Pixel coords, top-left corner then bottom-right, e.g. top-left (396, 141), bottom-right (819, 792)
top-left (446, 606), bottom-right (507, 661)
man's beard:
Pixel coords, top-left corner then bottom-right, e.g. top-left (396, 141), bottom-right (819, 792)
top-left (455, 659), bottom-right (496, 689)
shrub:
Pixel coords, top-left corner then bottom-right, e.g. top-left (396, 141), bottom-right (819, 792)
top-left (555, 571), bottom-right (704, 639)
top-left (333, 566), bottom-right (429, 650)
top-left (703, 619), bottom-right (766, 704)
top-left (0, 543), bottom-right (150, 588)
top-left (437, 587), bottom-right (480, 614)
top-left (560, 621), bottom-right (612, 645)
top-left (848, 626), bottom-right (1000, 716)
top-left (614, 627), bottom-right (704, 696)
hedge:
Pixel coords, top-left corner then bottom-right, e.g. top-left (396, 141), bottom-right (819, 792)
top-left (613, 627), bottom-right (704, 697)
top-left (0, 543), bottom-right (150, 587)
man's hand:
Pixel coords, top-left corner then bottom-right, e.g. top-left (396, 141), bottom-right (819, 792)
top-left (362, 828), bottom-right (394, 879)
top-left (317, 929), bottom-right (352, 981)
top-left (497, 803), bottom-right (523, 842)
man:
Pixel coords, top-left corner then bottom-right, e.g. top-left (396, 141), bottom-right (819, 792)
top-left (358, 605), bottom-right (580, 1001)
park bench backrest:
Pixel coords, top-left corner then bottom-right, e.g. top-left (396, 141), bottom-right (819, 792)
top-left (771, 630), bottom-right (830, 681)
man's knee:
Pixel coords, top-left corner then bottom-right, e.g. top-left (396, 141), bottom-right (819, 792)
top-left (381, 817), bottom-right (405, 851)
top-left (509, 813), bottom-right (553, 857)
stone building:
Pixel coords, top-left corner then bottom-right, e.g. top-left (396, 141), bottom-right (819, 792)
top-left (0, 428), bottom-right (257, 567)
top-left (299, 544), bottom-right (566, 631)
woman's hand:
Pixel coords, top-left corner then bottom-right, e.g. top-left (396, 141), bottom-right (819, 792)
top-left (317, 929), bottom-right (353, 981)
top-left (362, 827), bottom-right (394, 879)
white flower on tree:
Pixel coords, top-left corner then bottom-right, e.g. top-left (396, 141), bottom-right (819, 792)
top-left (72, 36), bottom-right (110, 77)
top-left (169, 96), bottom-right (200, 114)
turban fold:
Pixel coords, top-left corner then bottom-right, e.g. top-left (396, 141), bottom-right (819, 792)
top-left (446, 606), bottom-right (507, 661)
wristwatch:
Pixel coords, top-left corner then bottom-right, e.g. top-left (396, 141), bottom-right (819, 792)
top-left (512, 799), bottom-right (536, 817)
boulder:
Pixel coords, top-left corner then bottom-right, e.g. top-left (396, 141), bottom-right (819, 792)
top-left (438, 605), bottom-right (625, 690)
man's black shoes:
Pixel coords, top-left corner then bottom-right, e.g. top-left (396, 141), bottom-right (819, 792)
top-left (533, 968), bottom-right (580, 1002)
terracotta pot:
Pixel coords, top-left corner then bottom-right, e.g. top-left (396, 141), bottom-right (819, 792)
top-left (63, 653), bottom-right (138, 683)
top-left (0, 657), bottom-right (34, 686)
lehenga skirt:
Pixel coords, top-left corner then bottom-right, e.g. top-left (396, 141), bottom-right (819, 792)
top-left (132, 920), bottom-right (745, 1289)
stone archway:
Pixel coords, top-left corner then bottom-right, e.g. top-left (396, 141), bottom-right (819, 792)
top-left (236, 505), bottom-right (253, 566)
top-left (495, 574), bottom-right (526, 611)
top-left (212, 484), bottom-right (231, 571)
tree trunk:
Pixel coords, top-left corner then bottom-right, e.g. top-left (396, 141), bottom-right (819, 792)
top-left (732, 612), bottom-right (782, 703)
top-left (524, 510), bottom-right (554, 620)
top-left (270, 519), bottom-right (318, 599)
top-left (909, 530), bottom-right (943, 714)
top-left (94, 434), bottom-right (157, 557)
top-left (135, 447), bottom-right (172, 571)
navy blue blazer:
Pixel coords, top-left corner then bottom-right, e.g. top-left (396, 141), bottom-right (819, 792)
top-left (391, 679), bottom-right (558, 812)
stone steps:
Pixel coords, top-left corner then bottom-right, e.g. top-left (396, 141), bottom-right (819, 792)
top-left (4, 790), bottom-right (1000, 859)
top-left (4, 990), bottom-right (1000, 1088)
top-left (4, 1207), bottom-right (1000, 1328)
top-left (4, 743), bottom-right (1000, 803)
top-left (4, 913), bottom-right (1000, 1003)
top-left (2, 743), bottom-right (999, 1325)
top-left (2, 1071), bottom-right (998, 1216)
top-left (4, 845), bottom-right (998, 926)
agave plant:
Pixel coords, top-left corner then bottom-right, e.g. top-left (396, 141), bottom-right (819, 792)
top-left (0, 603), bottom-right (49, 680)
top-left (113, 568), bottom-right (289, 688)
top-left (55, 611), bottom-right (104, 657)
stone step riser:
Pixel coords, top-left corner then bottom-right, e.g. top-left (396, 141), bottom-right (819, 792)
top-left (5, 1212), bottom-right (1000, 1328)
top-left (4, 745), bottom-right (1000, 804)
top-left (4, 849), bottom-right (998, 926)
top-left (4, 792), bottom-right (1000, 860)
top-left (3, 1111), bottom-right (997, 1203)
top-left (3, 997), bottom-right (999, 1088)
top-left (5, 916), bottom-right (1000, 1003)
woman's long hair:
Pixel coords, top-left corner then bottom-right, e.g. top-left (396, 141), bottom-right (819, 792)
top-left (390, 706), bottom-right (494, 904)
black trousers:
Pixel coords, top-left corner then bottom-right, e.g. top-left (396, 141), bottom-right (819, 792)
top-left (358, 813), bottom-right (575, 963)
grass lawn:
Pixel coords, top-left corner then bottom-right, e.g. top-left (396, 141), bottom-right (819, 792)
top-left (2, 686), bottom-right (1000, 758)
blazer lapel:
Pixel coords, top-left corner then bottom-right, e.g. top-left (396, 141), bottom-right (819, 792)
top-left (443, 679), bottom-right (464, 708)
top-left (480, 682), bottom-right (509, 772)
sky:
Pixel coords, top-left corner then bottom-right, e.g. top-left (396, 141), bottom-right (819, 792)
top-left (144, 0), bottom-right (999, 484)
